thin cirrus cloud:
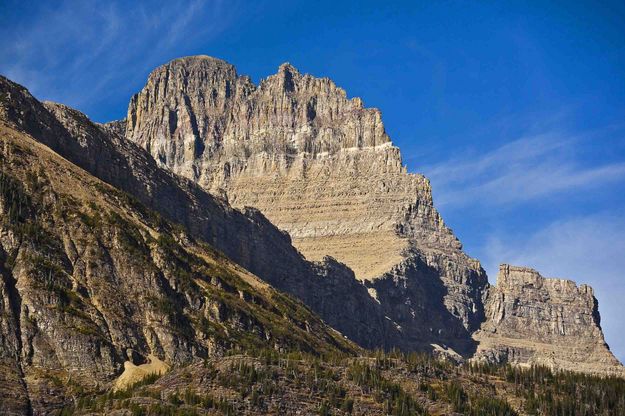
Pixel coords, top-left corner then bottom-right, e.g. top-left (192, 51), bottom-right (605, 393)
top-left (421, 132), bottom-right (625, 208)
top-left (0, 0), bottom-right (238, 116)
top-left (418, 127), bottom-right (625, 364)
top-left (482, 213), bottom-right (625, 364)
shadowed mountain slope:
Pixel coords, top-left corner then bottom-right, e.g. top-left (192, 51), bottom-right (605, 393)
top-left (0, 113), bottom-right (360, 414)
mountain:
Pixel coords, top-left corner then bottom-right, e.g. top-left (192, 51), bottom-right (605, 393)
top-left (124, 56), bottom-right (488, 356)
top-left (0, 75), bottom-right (400, 353)
top-left (0, 55), bottom-right (624, 414)
top-left (122, 55), bottom-right (622, 374)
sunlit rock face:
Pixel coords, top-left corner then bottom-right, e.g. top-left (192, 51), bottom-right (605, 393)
top-left (125, 56), bottom-right (489, 355)
top-left (0, 74), bottom-right (396, 357)
top-left (473, 265), bottom-right (625, 376)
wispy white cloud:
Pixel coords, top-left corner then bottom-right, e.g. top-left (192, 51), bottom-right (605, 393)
top-left (0, 0), bottom-right (238, 119)
top-left (421, 132), bottom-right (625, 208)
top-left (420, 125), bottom-right (625, 363)
top-left (481, 213), bottom-right (625, 364)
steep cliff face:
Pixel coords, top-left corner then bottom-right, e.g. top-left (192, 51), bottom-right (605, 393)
top-left (474, 265), bottom-right (624, 376)
top-left (125, 56), bottom-right (488, 355)
top-left (0, 75), bottom-right (397, 353)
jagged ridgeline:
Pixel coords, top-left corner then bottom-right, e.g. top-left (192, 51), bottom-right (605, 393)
top-left (1, 53), bottom-right (625, 415)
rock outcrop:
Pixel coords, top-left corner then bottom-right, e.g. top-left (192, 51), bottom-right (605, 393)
top-left (474, 265), bottom-right (624, 376)
top-left (125, 56), bottom-right (488, 355)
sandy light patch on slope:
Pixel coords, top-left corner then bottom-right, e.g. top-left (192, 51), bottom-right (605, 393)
top-left (113, 354), bottom-right (170, 391)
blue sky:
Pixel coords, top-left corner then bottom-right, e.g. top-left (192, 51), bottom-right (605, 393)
top-left (2, 0), bottom-right (624, 362)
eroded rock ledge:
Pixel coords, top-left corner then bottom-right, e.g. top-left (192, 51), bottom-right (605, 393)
top-left (474, 265), bottom-right (624, 376)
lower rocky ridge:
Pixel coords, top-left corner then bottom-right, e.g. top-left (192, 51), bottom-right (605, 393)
top-left (473, 265), bottom-right (625, 377)
top-left (0, 125), bottom-right (355, 414)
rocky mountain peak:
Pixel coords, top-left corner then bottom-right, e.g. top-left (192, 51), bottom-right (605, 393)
top-left (115, 57), bottom-right (624, 375)
top-left (276, 62), bottom-right (299, 92)
top-left (278, 62), bottom-right (298, 73)
top-left (171, 54), bottom-right (233, 66)
top-left (123, 56), bottom-right (489, 355)
top-left (138, 55), bottom-right (240, 106)
top-left (126, 55), bottom-right (395, 185)
top-left (155, 55), bottom-right (237, 80)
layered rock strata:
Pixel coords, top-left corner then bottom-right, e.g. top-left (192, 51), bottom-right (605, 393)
top-left (125, 56), bottom-right (488, 355)
top-left (474, 265), bottom-right (624, 376)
